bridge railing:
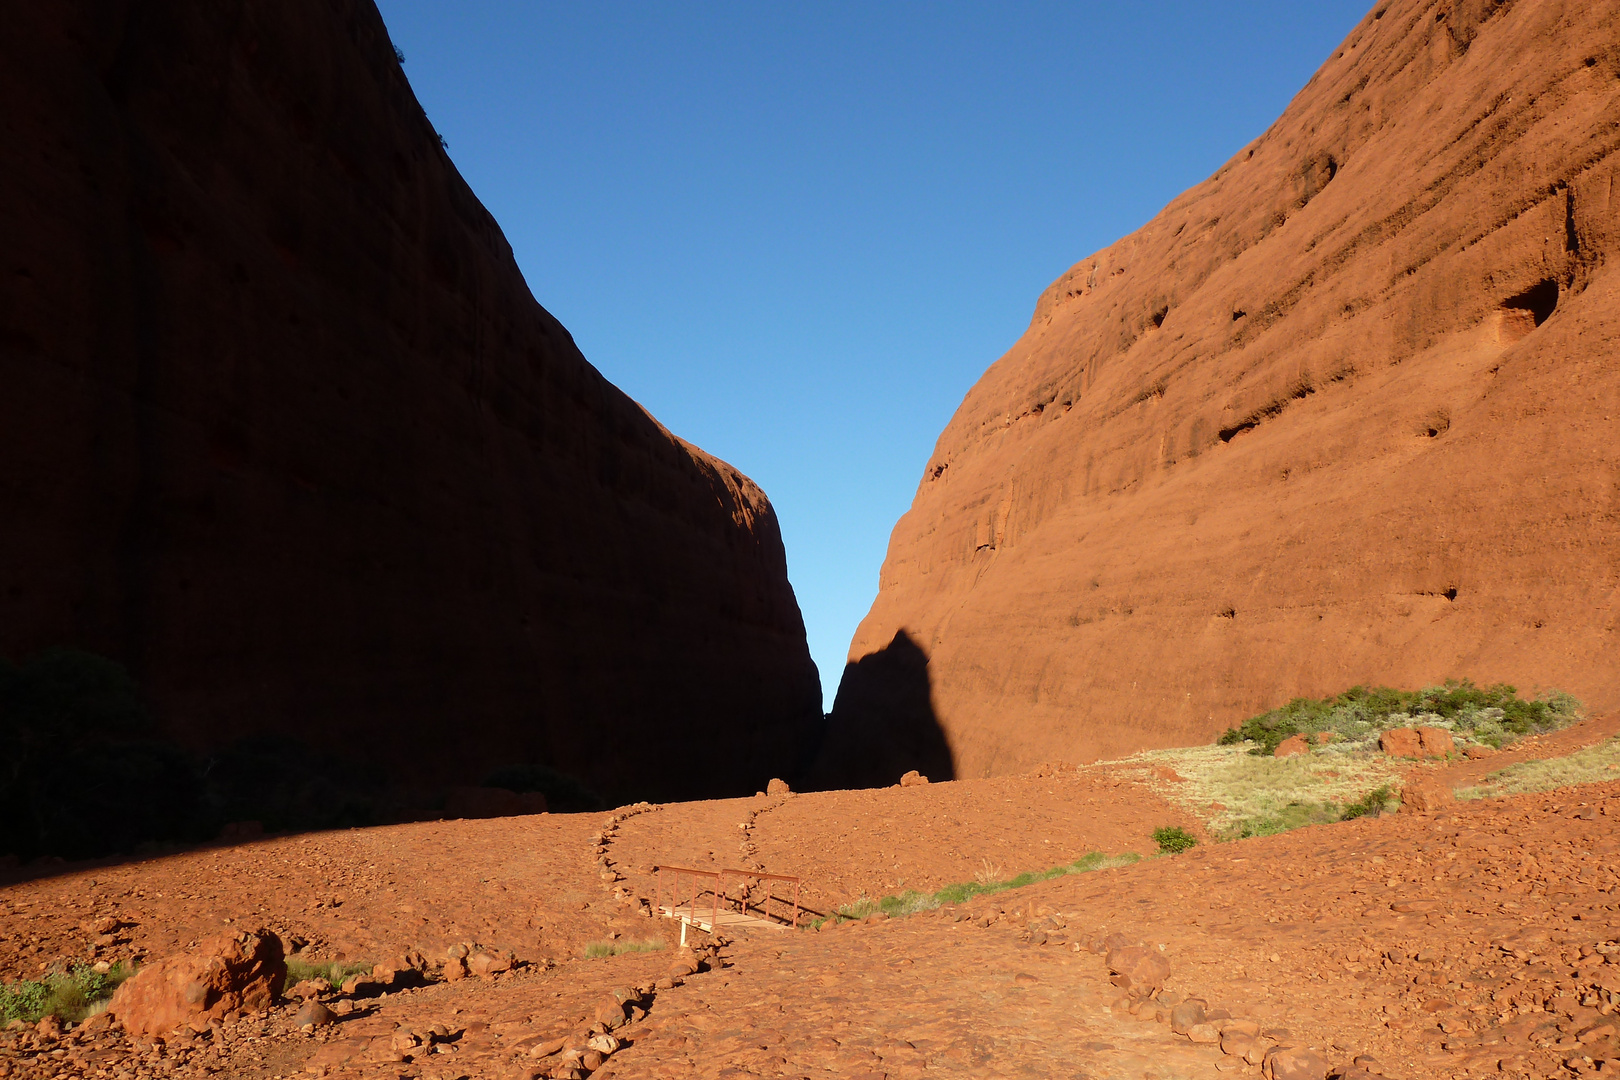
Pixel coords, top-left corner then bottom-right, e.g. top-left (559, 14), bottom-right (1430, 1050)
top-left (652, 864), bottom-right (803, 930)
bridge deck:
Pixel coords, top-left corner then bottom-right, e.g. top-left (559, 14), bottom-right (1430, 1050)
top-left (659, 903), bottom-right (792, 933)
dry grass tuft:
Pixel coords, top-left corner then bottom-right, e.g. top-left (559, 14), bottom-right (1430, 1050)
top-left (583, 939), bottom-right (665, 959)
top-left (1457, 737), bottom-right (1620, 801)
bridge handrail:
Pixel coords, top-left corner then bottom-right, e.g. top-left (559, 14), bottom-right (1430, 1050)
top-left (652, 864), bottom-right (802, 929)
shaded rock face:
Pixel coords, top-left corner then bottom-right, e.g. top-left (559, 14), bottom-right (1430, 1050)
top-left (843, 0), bottom-right (1620, 778)
top-left (0, 3), bottom-right (820, 803)
top-left (807, 630), bottom-right (954, 790)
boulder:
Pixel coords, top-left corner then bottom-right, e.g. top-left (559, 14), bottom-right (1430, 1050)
top-left (900, 770), bottom-right (930, 787)
top-left (1170, 1000), bottom-right (1207, 1035)
top-left (292, 1000), bottom-right (336, 1029)
top-left (1378, 729), bottom-right (1424, 758)
top-left (1380, 726), bottom-right (1454, 760)
top-left (766, 778), bottom-right (791, 795)
top-left (109, 930), bottom-right (286, 1036)
top-left (593, 997), bottom-right (627, 1030)
top-left (1263, 1047), bottom-right (1331, 1080)
top-left (1273, 735), bottom-right (1310, 758)
top-left (289, 979), bottom-right (328, 1000)
top-left (1105, 944), bottom-right (1170, 999)
top-left (1222, 1031), bottom-right (1256, 1058)
top-left (1416, 727), bottom-right (1454, 757)
top-left (467, 950), bottom-right (514, 978)
top-left (1401, 782), bottom-right (1456, 813)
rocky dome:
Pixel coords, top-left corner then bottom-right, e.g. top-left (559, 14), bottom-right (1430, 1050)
top-left (832, 0), bottom-right (1620, 779)
top-left (0, 2), bottom-right (821, 803)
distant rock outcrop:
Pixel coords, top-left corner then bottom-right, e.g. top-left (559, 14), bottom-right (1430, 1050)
top-left (0, 2), bottom-right (820, 804)
top-left (838, 0), bottom-right (1620, 778)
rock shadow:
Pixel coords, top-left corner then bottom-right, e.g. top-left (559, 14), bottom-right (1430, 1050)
top-left (801, 630), bottom-right (955, 791)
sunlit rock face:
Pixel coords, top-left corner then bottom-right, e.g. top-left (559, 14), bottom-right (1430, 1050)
top-left (842, 0), bottom-right (1620, 777)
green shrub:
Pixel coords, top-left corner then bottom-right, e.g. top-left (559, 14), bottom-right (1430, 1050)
top-left (1340, 785), bottom-right (1395, 820)
top-left (1152, 826), bottom-right (1198, 854)
top-left (0, 963), bottom-right (135, 1025)
top-left (1215, 681), bottom-right (1579, 756)
top-left (201, 735), bottom-right (384, 837)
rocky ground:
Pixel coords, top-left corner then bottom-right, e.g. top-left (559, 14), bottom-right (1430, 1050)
top-left (3, 716), bottom-right (1618, 1080)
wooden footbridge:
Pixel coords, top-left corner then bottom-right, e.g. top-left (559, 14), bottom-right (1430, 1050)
top-left (652, 865), bottom-right (808, 938)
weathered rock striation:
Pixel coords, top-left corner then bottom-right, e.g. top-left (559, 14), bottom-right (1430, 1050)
top-left (0, 3), bottom-right (820, 803)
top-left (838, 0), bottom-right (1620, 779)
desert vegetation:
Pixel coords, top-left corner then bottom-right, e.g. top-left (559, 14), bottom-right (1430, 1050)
top-left (0, 962), bottom-right (134, 1026)
top-left (1151, 826), bottom-right (1197, 854)
top-left (582, 939), bottom-right (665, 959)
top-left (1457, 736), bottom-right (1620, 801)
top-left (1215, 680), bottom-right (1579, 756)
top-left (1132, 683), bottom-right (1593, 841)
top-left (830, 851), bottom-right (1141, 924)
top-left (283, 957), bottom-right (374, 993)
top-left (1133, 743), bottom-right (1406, 840)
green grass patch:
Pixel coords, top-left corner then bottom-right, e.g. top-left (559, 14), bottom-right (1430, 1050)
top-left (1132, 744), bottom-right (1405, 840)
top-left (1226, 801), bottom-right (1345, 840)
top-left (1216, 680), bottom-right (1579, 756)
top-left (583, 939), bottom-right (666, 959)
top-left (1457, 736), bottom-right (1620, 801)
top-left (284, 957), bottom-right (373, 992)
top-left (826, 852), bottom-right (1140, 926)
top-left (0, 963), bottom-right (136, 1025)
top-left (1152, 826), bottom-right (1198, 854)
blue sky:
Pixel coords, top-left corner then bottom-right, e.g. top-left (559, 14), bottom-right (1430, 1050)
top-left (374, 1), bottom-right (1372, 709)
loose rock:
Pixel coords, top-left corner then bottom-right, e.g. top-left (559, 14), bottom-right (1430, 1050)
top-left (1273, 734), bottom-right (1310, 758)
top-left (293, 999), bottom-right (336, 1028)
top-left (109, 929), bottom-right (286, 1037)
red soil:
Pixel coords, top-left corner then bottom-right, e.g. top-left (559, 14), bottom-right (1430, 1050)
top-left (4, 717), bottom-right (1616, 1079)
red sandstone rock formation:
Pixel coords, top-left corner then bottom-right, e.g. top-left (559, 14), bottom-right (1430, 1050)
top-left (110, 930), bottom-right (285, 1036)
top-left (838, 0), bottom-right (1620, 779)
top-left (0, 3), bottom-right (819, 802)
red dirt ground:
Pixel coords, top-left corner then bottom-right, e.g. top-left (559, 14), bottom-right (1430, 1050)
top-left (4, 715), bottom-right (1617, 1079)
